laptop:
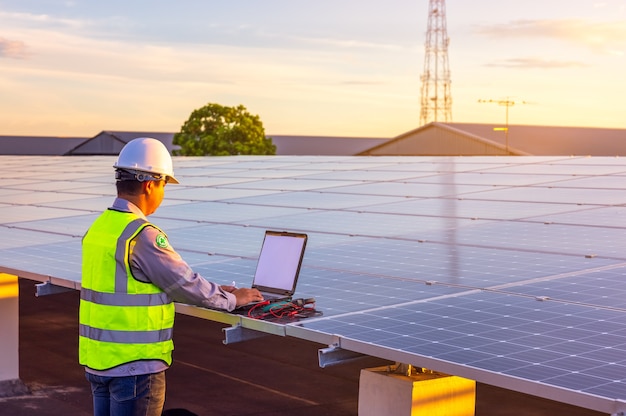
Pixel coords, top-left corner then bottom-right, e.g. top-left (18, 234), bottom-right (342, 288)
top-left (239, 230), bottom-right (308, 308)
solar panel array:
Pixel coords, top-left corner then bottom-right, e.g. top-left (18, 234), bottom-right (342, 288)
top-left (2, 154), bottom-right (626, 413)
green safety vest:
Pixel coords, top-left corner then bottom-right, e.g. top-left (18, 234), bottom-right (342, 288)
top-left (79, 209), bottom-right (175, 370)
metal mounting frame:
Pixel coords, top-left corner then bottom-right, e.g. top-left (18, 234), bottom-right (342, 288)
top-left (222, 324), bottom-right (269, 345)
top-left (318, 336), bottom-right (366, 368)
top-left (35, 281), bottom-right (74, 297)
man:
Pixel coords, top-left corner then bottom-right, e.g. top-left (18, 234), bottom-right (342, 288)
top-left (79, 137), bottom-right (263, 416)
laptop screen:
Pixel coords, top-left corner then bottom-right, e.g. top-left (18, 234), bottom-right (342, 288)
top-left (253, 231), bottom-right (307, 293)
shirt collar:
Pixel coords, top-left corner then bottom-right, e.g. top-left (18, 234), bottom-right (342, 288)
top-left (110, 198), bottom-right (147, 220)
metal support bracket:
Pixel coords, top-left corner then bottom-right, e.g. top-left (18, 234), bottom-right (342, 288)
top-left (35, 282), bottom-right (73, 297)
top-left (222, 324), bottom-right (268, 345)
top-left (318, 336), bottom-right (366, 368)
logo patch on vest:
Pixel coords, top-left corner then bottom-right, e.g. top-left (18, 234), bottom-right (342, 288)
top-left (155, 234), bottom-right (169, 249)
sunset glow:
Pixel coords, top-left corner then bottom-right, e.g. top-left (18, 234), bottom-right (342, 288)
top-left (1, 1), bottom-right (624, 138)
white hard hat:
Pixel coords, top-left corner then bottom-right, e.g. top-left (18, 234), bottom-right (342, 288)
top-left (114, 137), bottom-right (179, 184)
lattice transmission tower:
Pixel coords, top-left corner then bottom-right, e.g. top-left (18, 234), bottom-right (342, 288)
top-left (419, 0), bottom-right (452, 126)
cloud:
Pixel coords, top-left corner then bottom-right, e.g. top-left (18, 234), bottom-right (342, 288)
top-left (0, 37), bottom-right (28, 59)
top-left (474, 19), bottom-right (626, 54)
top-left (0, 10), bottom-right (88, 30)
top-left (484, 57), bottom-right (589, 69)
top-left (291, 34), bottom-right (406, 52)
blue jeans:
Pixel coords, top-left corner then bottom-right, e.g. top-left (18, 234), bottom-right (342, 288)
top-left (86, 371), bottom-right (166, 416)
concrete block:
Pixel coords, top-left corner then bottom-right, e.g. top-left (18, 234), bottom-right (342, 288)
top-left (358, 365), bottom-right (475, 416)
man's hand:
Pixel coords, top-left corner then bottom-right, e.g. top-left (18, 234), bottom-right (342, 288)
top-left (231, 288), bottom-right (264, 306)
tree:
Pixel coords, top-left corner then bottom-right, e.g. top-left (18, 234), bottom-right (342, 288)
top-left (173, 103), bottom-right (276, 156)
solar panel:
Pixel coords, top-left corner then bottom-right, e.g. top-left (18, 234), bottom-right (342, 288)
top-left (2, 154), bottom-right (626, 414)
top-left (297, 290), bottom-right (626, 392)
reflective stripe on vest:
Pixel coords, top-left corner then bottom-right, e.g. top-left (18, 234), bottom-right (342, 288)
top-left (81, 288), bottom-right (169, 307)
top-left (79, 325), bottom-right (173, 344)
top-left (114, 218), bottom-right (147, 293)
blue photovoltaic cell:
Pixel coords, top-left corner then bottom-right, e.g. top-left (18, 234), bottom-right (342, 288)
top-left (295, 232), bottom-right (369, 249)
top-left (409, 172), bottom-right (574, 187)
top-left (354, 198), bottom-right (582, 220)
top-left (533, 206), bottom-right (626, 228)
top-left (539, 175), bottom-right (626, 189)
top-left (153, 200), bottom-right (309, 225)
top-left (0, 204), bottom-right (86, 224)
top-left (165, 186), bottom-right (281, 201)
top-left (411, 220), bottom-right (626, 259)
top-left (295, 269), bottom-right (465, 317)
top-left (307, 237), bottom-right (619, 287)
top-left (169, 176), bottom-right (254, 187)
top-left (0, 227), bottom-right (75, 249)
top-left (40, 195), bottom-right (121, 212)
top-left (213, 168), bottom-right (321, 179)
top-left (500, 264), bottom-right (626, 308)
top-left (353, 160), bottom-right (511, 173)
top-left (187, 257), bottom-right (258, 286)
top-left (7, 180), bottom-right (101, 192)
top-left (466, 185), bottom-right (626, 205)
top-left (555, 157), bottom-right (626, 166)
top-left (167, 224), bottom-right (267, 257)
top-left (320, 182), bottom-right (493, 198)
top-left (282, 161), bottom-right (394, 172)
top-left (479, 162), bottom-right (626, 176)
top-left (9, 214), bottom-right (99, 237)
top-left (224, 190), bottom-right (409, 210)
top-left (243, 210), bottom-right (478, 237)
top-left (292, 169), bottom-right (427, 181)
top-left (3, 155), bottom-right (626, 413)
top-left (0, 240), bottom-right (82, 282)
top-left (199, 159), bottom-right (312, 171)
top-left (221, 178), bottom-right (361, 191)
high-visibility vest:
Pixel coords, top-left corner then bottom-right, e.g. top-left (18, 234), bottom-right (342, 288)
top-left (79, 209), bottom-right (175, 370)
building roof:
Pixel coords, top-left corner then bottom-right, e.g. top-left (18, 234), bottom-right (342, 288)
top-left (0, 135), bottom-right (86, 155)
top-left (2, 124), bottom-right (626, 157)
top-left (448, 123), bottom-right (626, 156)
top-left (359, 122), bottom-right (529, 156)
top-left (360, 122), bottom-right (626, 156)
top-left (66, 131), bottom-right (176, 155)
top-left (270, 135), bottom-right (388, 155)
top-left (67, 132), bottom-right (389, 156)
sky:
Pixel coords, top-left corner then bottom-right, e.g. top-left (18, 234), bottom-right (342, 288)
top-left (0, 0), bottom-right (625, 138)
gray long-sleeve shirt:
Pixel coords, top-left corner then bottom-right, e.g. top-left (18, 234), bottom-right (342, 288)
top-left (85, 198), bottom-right (236, 376)
top-left (114, 198), bottom-right (236, 311)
